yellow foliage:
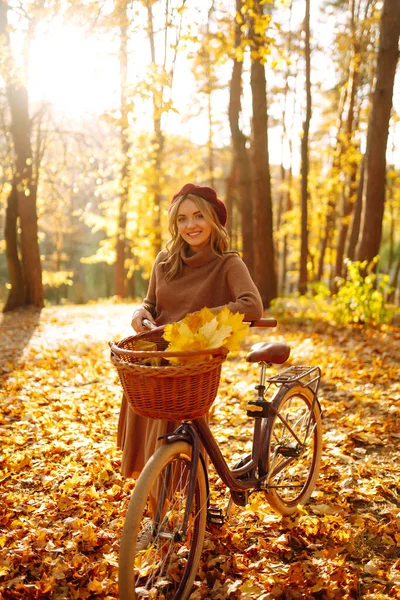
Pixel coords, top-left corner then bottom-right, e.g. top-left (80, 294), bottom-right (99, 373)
top-left (216, 306), bottom-right (250, 351)
top-left (130, 339), bottom-right (160, 366)
top-left (132, 340), bottom-right (157, 352)
top-left (42, 270), bottom-right (74, 288)
top-left (163, 307), bottom-right (249, 364)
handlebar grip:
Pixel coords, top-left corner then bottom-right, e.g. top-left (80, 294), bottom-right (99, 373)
top-left (142, 318), bottom-right (158, 330)
top-left (250, 318), bottom-right (277, 328)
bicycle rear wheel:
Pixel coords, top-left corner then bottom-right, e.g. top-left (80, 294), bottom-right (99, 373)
top-left (119, 441), bottom-right (207, 600)
top-left (262, 384), bottom-right (322, 515)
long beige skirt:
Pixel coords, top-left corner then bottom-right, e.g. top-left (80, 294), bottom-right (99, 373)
top-left (117, 394), bottom-right (211, 479)
top-left (117, 394), bottom-right (181, 478)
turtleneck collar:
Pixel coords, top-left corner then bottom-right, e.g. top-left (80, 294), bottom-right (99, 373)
top-left (181, 243), bottom-right (220, 268)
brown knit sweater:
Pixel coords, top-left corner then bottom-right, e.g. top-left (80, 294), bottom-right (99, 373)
top-left (142, 244), bottom-right (263, 325)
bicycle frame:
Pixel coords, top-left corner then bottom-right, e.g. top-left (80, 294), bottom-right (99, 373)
top-left (160, 364), bottom-right (321, 536)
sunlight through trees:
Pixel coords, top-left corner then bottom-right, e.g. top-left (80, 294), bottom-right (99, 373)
top-left (0, 0), bottom-right (399, 310)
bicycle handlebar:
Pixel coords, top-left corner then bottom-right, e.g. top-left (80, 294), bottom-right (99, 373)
top-left (142, 316), bottom-right (277, 330)
top-left (249, 318), bottom-right (277, 328)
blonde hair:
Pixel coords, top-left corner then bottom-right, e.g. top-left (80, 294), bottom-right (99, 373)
top-left (163, 194), bottom-right (230, 281)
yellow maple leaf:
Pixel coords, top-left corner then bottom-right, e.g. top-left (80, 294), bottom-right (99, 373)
top-left (182, 311), bottom-right (204, 332)
top-left (224, 322), bottom-right (249, 351)
top-left (166, 328), bottom-right (211, 364)
top-left (198, 306), bottom-right (216, 323)
top-left (216, 307), bottom-right (249, 351)
top-left (199, 318), bottom-right (232, 349)
top-left (163, 308), bottom-right (248, 364)
top-left (216, 306), bottom-right (245, 330)
top-left (215, 305), bottom-right (233, 325)
top-left (132, 340), bottom-right (157, 351)
top-left (163, 321), bottom-right (180, 342)
top-left (87, 578), bottom-right (104, 592)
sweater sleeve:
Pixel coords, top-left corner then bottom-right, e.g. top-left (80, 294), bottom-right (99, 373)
top-left (141, 251), bottom-right (166, 318)
top-left (215, 255), bottom-right (264, 321)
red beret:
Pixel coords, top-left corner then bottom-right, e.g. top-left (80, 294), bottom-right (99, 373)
top-left (170, 183), bottom-right (227, 226)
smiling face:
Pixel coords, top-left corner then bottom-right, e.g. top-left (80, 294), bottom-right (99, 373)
top-left (176, 198), bottom-right (213, 253)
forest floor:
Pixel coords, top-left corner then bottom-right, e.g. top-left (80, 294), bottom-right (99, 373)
top-left (0, 302), bottom-right (400, 600)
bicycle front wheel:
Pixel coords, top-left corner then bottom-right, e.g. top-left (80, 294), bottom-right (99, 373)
top-left (262, 384), bottom-right (322, 516)
top-left (119, 441), bottom-right (208, 600)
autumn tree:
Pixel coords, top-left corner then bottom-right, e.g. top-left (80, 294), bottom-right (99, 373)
top-left (347, 154), bottom-right (366, 260)
top-left (316, 84), bottom-right (348, 283)
top-left (356, 0), bottom-right (400, 265)
top-left (228, 0), bottom-right (254, 274)
top-left (298, 0), bottom-right (311, 295)
top-left (248, 0), bottom-right (277, 307)
top-left (0, 0), bottom-right (44, 311)
top-left (316, 0), bottom-right (378, 283)
top-left (144, 0), bottom-right (186, 258)
top-left (334, 0), bottom-right (364, 280)
top-left (189, 2), bottom-right (221, 188)
top-left (114, 0), bottom-right (131, 298)
top-left (275, 15), bottom-right (296, 296)
top-left (270, 9), bottom-right (302, 295)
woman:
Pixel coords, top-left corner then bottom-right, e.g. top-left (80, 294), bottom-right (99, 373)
top-left (117, 182), bottom-right (263, 478)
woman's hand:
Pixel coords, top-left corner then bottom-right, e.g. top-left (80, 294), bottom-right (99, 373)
top-left (131, 307), bottom-right (156, 333)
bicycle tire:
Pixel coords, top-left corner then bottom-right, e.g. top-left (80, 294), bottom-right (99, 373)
top-left (262, 384), bottom-right (322, 516)
top-left (119, 441), bottom-right (207, 600)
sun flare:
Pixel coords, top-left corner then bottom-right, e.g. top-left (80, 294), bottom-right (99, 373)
top-left (29, 22), bottom-right (119, 116)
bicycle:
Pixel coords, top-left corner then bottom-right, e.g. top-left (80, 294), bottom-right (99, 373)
top-left (110, 318), bottom-right (322, 600)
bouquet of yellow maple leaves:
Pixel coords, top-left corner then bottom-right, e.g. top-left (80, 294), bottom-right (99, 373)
top-left (163, 306), bottom-right (249, 364)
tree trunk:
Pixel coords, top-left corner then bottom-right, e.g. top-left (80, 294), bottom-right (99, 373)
top-left (250, 40), bottom-right (277, 306)
top-left (114, 0), bottom-right (130, 298)
top-left (224, 161), bottom-right (236, 241)
top-left (317, 84), bottom-right (348, 282)
top-left (299, 0), bottom-right (311, 295)
top-left (206, 3), bottom-right (215, 189)
top-left (335, 0), bottom-right (361, 280)
top-left (347, 153), bottom-right (365, 261)
top-left (277, 12), bottom-right (294, 295)
top-left (356, 0), bottom-right (400, 264)
top-left (207, 91), bottom-right (215, 188)
top-left (1, 0), bottom-right (43, 311)
top-left (228, 0), bottom-right (253, 274)
top-left (386, 167), bottom-right (396, 271)
top-left (6, 85), bottom-right (43, 309)
top-left (388, 253), bottom-right (400, 304)
top-left (146, 0), bottom-right (165, 259)
top-left (281, 165), bottom-right (292, 296)
top-left (3, 186), bottom-right (25, 311)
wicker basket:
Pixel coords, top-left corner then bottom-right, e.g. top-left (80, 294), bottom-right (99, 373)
top-left (110, 327), bottom-right (228, 420)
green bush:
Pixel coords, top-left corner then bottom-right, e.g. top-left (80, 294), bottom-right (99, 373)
top-left (330, 258), bottom-right (395, 326)
top-left (271, 259), bottom-right (397, 328)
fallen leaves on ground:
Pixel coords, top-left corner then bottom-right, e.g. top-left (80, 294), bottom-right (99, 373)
top-left (0, 304), bottom-right (399, 599)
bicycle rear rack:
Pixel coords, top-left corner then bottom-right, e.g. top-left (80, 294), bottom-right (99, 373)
top-left (267, 365), bottom-right (321, 394)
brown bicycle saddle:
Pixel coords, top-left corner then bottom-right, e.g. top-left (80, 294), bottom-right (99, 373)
top-left (246, 342), bottom-right (290, 365)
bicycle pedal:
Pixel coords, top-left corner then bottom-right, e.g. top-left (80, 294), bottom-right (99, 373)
top-left (278, 446), bottom-right (300, 457)
top-left (207, 505), bottom-right (225, 527)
